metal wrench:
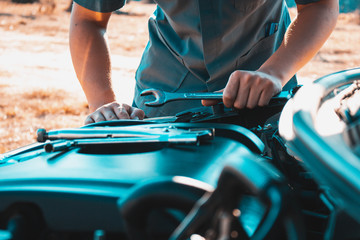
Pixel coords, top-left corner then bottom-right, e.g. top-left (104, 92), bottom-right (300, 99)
top-left (140, 88), bottom-right (223, 106)
top-left (140, 88), bottom-right (291, 107)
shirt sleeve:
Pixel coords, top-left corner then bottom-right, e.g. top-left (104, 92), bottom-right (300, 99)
top-left (295, 0), bottom-right (321, 5)
top-left (73, 0), bottom-right (126, 13)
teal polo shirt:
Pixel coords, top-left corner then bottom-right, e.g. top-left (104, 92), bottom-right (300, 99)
top-left (74, 0), bottom-right (320, 117)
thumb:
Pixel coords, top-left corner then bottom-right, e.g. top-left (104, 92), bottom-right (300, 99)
top-left (202, 89), bottom-right (224, 106)
top-left (130, 107), bottom-right (145, 120)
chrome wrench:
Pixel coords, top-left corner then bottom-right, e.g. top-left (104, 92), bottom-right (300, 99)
top-left (140, 88), bottom-right (291, 107)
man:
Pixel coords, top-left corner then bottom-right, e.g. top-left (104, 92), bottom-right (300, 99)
top-left (69, 0), bottom-right (338, 124)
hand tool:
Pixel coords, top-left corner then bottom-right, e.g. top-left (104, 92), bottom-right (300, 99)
top-left (140, 88), bottom-right (291, 107)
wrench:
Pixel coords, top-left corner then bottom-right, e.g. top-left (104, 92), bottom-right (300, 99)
top-left (140, 88), bottom-right (291, 107)
top-left (140, 88), bottom-right (223, 106)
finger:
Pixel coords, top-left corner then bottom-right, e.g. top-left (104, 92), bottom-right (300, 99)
top-left (201, 99), bottom-right (222, 106)
top-left (101, 108), bottom-right (119, 121)
top-left (201, 89), bottom-right (224, 106)
top-left (223, 72), bottom-right (241, 108)
top-left (258, 89), bottom-right (273, 107)
top-left (242, 76), bottom-right (264, 109)
top-left (84, 115), bottom-right (95, 125)
top-left (113, 103), bottom-right (131, 119)
top-left (233, 87), bottom-right (249, 109)
top-left (257, 80), bottom-right (280, 107)
top-left (246, 87), bottom-right (262, 109)
top-left (232, 73), bottom-right (251, 109)
top-left (130, 107), bottom-right (145, 120)
top-left (90, 111), bottom-right (106, 123)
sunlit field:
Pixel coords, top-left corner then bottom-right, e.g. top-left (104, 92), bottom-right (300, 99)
top-left (1, 0), bottom-right (359, 153)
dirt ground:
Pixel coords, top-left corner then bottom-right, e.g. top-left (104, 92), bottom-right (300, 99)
top-left (0, 0), bottom-right (359, 153)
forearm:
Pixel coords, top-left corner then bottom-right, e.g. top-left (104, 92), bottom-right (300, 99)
top-left (259, 0), bottom-right (339, 85)
top-left (69, 6), bottom-right (115, 112)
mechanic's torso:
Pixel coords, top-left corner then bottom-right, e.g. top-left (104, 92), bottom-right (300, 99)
top-left (135, 0), bottom-right (291, 117)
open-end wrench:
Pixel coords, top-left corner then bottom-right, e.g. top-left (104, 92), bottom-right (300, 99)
top-left (140, 88), bottom-right (291, 107)
top-left (140, 89), bottom-right (223, 106)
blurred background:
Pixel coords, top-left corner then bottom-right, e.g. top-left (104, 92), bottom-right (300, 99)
top-left (0, 0), bottom-right (359, 153)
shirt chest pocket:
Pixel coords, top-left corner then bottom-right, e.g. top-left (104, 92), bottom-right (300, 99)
top-left (234, 0), bottom-right (267, 12)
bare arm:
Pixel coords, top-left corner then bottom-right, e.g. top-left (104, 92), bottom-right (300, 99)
top-left (259, 0), bottom-right (339, 84)
top-left (70, 3), bottom-right (145, 124)
top-left (69, 3), bottom-right (114, 112)
top-left (204, 0), bottom-right (339, 109)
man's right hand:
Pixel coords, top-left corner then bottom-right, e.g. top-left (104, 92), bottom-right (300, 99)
top-left (84, 102), bottom-right (145, 125)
